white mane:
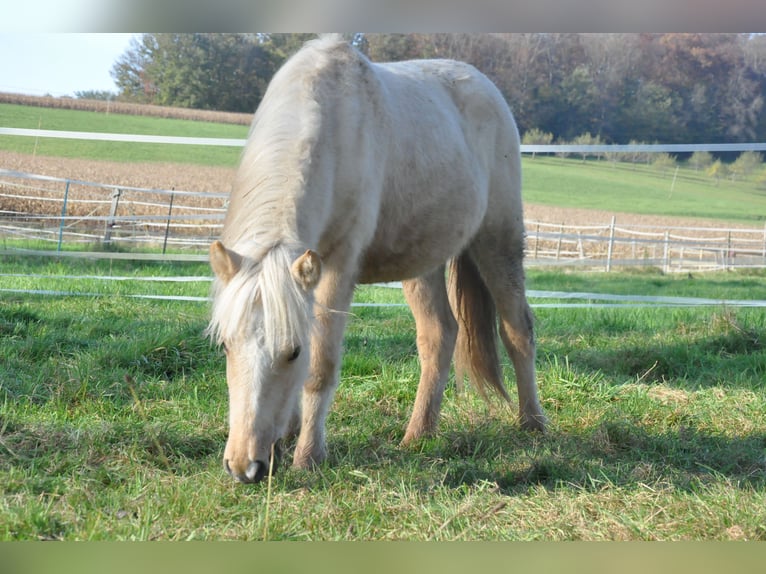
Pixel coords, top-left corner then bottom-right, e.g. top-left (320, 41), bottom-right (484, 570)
top-left (207, 243), bottom-right (312, 357)
top-left (222, 35), bottom-right (353, 248)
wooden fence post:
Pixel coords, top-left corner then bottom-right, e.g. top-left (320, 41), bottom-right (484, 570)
top-left (663, 230), bottom-right (670, 273)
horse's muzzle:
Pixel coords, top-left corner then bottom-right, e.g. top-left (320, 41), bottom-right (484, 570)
top-left (224, 440), bottom-right (282, 484)
top-left (224, 458), bottom-right (269, 483)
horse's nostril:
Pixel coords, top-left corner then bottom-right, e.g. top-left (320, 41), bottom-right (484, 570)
top-left (246, 460), bottom-right (267, 483)
top-left (224, 458), bottom-right (233, 477)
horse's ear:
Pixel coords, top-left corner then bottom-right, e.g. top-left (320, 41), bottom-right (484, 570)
top-left (291, 250), bottom-right (322, 291)
top-left (210, 240), bottom-right (243, 284)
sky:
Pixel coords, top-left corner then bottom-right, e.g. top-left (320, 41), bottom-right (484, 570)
top-left (0, 34), bottom-right (136, 97)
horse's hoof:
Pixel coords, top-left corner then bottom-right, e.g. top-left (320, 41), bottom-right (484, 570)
top-left (520, 413), bottom-right (547, 432)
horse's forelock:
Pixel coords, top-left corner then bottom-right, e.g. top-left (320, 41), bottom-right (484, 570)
top-left (207, 244), bottom-right (312, 356)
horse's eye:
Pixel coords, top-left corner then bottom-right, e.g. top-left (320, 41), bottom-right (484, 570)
top-left (287, 346), bottom-right (301, 362)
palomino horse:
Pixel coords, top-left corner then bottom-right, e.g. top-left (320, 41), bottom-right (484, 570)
top-left (208, 35), bottom-right (545, 484)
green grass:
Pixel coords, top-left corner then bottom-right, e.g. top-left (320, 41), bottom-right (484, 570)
top-left (1, 257), bottom-right (765, 540)
top-left (0, 103), bottom-right (247, 166)
top-left (523, 156), bottom-right (766, 224)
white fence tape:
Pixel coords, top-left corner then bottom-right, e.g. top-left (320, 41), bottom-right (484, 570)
top-left (0, 128), bottom-right (247, 148)
top-left (2, 279), bottom-right (765, 309)
top-left (3, 127), bottom-right (766, 154)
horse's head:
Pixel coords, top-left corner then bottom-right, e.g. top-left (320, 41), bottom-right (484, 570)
top-left (208, 240), bottom-right (321, 483)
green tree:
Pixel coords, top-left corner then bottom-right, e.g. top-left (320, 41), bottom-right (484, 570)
top-left (730, 151), bottom-right (763, 181)
top-left (652, 152), bottom-right (677, 177)
top-left (111, 34), bottom-right (280, 112)
top-left (74, 90), bottom-right (116, 101)
top-left (521, 128), bottom-right (553, 159)
top-left (689, 150), bottom-right (714, 172)
top-left (706, 159), bottom-right (730, 184)
top-left (571, 132), bottom-right (603, 162)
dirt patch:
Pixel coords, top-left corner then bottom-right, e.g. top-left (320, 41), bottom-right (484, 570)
top-left (524, 203), bottom-right (755, 231)
top-left (0, 151), bottom-right (236, 195)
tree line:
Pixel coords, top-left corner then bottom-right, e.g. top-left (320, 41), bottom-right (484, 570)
top-left (108, 33), bottom-right (766, 145)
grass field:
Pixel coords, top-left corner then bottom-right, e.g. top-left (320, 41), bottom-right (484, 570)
top-left (0, 103), bottom-right (247, 166)
top-left (522, 156), bottom-right (766, 224)
top-left (2, 102), bottom-right (766, 541)
top-left (1, 255), bottom-right (765, 540)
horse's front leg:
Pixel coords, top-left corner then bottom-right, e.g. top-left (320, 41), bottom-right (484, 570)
top-left (293, 266), bottom-right (355, 469)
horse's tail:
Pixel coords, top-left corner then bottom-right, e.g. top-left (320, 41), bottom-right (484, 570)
top-left (448, 252), bottom-right (511, 403)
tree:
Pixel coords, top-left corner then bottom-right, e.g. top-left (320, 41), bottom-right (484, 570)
top-left (652, 152), bottom-right (677, 177)
top-left (110, 34), bottom-right (280, 112)
top-left (706, 159), bottom-right (730, 184)
top-left (689, 151), bottom-right (714, 172)
top-left (74, 90), bottom-right (116, 101)
top-left (730, 151), bottom-right (763, 181)
top-left (521, 128), bottom-right (553, 159)
top-left (571, 132), bottom-right (602, 162)
top-left (111, 34), bottom-right (158, 104)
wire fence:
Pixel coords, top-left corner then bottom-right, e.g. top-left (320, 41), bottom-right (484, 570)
top-left (2, 168), bottom-right (765, 272)
top-left (0, 168), bottom-right (226, 255)
top-left (526, 216), bottom-right (766, 272)
top-left (2, 128), bottom-right (766, 272)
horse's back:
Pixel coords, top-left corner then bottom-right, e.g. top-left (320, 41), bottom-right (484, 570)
top-left (351, 57), bottom-right (523, 282)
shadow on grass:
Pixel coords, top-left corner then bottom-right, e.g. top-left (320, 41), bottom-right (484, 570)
top-left (435, 424), bottom-right (766, 496)
top-left (544, 320), bottom-right (764, 390)
top-left (0, 417), bottom-right (224, 489)
top-left (319, 414), bottom-right (766, 497)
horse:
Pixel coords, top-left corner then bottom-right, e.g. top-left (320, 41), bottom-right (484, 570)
top-left (207, 35), bottom-right (546, 484)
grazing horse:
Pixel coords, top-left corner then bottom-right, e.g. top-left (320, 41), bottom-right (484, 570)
top-left (208, 35), bottom-right (545, 484)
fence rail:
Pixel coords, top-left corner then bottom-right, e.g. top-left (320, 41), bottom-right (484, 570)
top-left (526, 216), bottom-right (766, 272)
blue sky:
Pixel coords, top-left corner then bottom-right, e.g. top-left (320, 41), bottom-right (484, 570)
top-left (0, 34), bottom-right (136, 97)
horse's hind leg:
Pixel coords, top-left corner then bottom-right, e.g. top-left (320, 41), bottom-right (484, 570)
top-left (469, 236), bottom-right (546, 431)
top-left (401, 265), bottom-right (458, 445)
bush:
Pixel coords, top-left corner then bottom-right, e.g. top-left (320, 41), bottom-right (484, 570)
top-left (689, 151), bottom-right (714, 172)
top-left (652, 152), bottom-right (676, 176)
top-left (706, 159), bottom-right (730, 184)
top-left (730, 151), bottom-right (763, 181)
top-left (522, 128), bottom-right (554, 159)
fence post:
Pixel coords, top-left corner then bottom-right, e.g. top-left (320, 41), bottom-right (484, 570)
top-left (103, 188), bottom-right (122, 245)
top-left (726, 230), bottom-right (732, 271)
top-left (162, 190), bottom-right (175, 255)
top-left (663, 230), bottom-right (670, 273)
top-left (762, 222), bottom-right (766, 263)
top-left (556, 223), bottom-right (564, 260)
top-left (606, 215), bottom-right (616, 272)
top-left (57, 180), bottom-right (71, 252)
top-left (533, 223), bottom-right (540, 260)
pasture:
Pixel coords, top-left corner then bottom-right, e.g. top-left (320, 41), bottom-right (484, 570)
top-left (1, 255), bottom-right (764, 540)
top-left (1, 100), bottom-right (766, 541)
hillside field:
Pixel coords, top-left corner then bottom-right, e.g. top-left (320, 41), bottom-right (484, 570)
top-left (2, 102), bottom-right (766, 225)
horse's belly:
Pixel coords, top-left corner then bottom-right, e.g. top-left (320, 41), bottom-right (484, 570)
top-left (357, 214), bottom-right (478, 283)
